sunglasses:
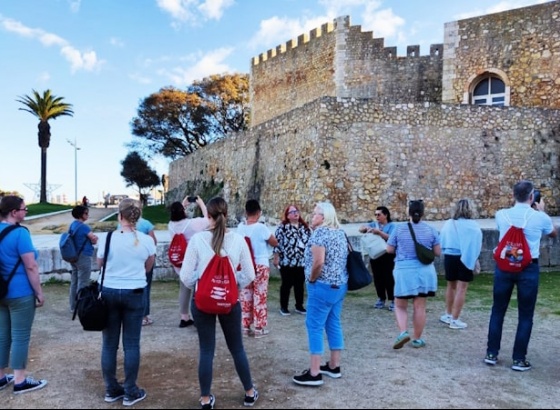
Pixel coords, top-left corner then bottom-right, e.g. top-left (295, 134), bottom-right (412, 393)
top-left (375, 213), bottom-right (383, 216)
top-left (15, 207), bottom-right (28, 212)
top-left (287, 210), bottom-right (300, 214)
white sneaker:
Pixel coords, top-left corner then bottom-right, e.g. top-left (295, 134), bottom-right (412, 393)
top-left (439, 313), bottom-right (452, 324)
top-left (449, 318), bottom-right (468, 329)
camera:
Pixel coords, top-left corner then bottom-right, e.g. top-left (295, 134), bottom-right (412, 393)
top-left (532, 190), bottom-right (541, 206)
top-left (187, 196), bottom-right (197, 203)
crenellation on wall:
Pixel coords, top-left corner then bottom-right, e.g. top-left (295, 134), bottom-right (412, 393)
top-left (407, 45), bottom-right (420, 57)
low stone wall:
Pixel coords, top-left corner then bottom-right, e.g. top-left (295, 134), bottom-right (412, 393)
top-left (38, 228), bottom-right (560, 283)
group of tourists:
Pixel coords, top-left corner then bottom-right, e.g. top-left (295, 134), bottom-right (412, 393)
top-left (0, 179), bottom-right (556, 408)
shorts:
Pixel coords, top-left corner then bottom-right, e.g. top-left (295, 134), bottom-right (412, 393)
top-left (443, 254), bottom-right (474, 282)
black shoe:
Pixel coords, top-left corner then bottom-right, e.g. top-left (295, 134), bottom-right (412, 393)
top-left (292, 369), bottom-right (323, 386)
top-left (295, 307), bottom-right (307, 315)
top-left (279, 308), bottom-right (291, 316)
top-left (200, 394), bottom-right (215, 409)
top-left (244, 389), bottom-right (259, 407)
top-left (13, 377), bottom-right (48, 394)
top-left (105, 386), bottom-right (125, 403)
top-left (123, 389), bottom-right (146, 406)
top-left (319, 362), bottom-right (341, 378)
top-left (179, 319), bottom-right (194, 328)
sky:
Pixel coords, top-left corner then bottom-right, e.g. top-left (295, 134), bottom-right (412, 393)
top-left (0, 0), bottom-right (550, 204)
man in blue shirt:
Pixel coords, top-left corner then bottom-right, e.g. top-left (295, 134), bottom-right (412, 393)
top-left (485, 180), bottom-right (557, 371)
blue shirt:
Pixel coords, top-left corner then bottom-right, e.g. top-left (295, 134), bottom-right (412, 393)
top-left (387, 221), bottom-right (440, 262)
top-left (0, 223), bottom-right (38, 299)
top-left (69, 220), bottom-right (94, 257)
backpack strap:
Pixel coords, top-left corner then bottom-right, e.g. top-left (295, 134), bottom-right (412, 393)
top-left (504, 208), bottom-right (534, 229)
top-left (0, 224), bottom-right (25, 295)
top-left (175, 220), bottom-right (191, 235)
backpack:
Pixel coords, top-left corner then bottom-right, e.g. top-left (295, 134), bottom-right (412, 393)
top-left (59, 223), bottom-right (87, 263)
top-left (0, 225), bottom-right (23, 300)
top-left (168, 222), bottom-right (190, 268)
top-left (493, 210), bottom-right (533, 273)
top-left (195, 244), bottom-right (238, 315)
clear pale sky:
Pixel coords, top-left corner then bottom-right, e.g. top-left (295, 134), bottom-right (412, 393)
top-left (0, 0), bottom-right (548, 204)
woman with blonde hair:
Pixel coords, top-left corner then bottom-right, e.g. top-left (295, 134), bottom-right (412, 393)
top-left (439, 199), bottom-right (483, 329)
top-left (181, 197), bottom-right (258, 409)
top-left (293, 202), bottom-right (348, 387)
top-left (96, 198), bottom-right (156, 406)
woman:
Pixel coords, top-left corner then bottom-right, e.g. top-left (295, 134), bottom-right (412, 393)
top-left (387, 199), bottom-right (441, 349)
top-left (292, 202), bottom-right (348, 387)
top-left (96, 198), bottom-right (156, 406)
top-left (358, 206), bottom-right (396, 311)
top-left (439, 199), bottom-right (482, 329)
top-left (168, 195), bottom-right (209, 328)
top-left (273, 204), bottom-right (311, 316)
top-left (68, 205), bottom-right (98, 312)
top-left (180, 197), bottom-right (258, 409)
top-left (0, 196), bottom-right (47, 394)
top-left (237, 199), bottom-right (278, 338)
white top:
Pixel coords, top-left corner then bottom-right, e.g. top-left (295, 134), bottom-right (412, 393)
top-left (180, 230), bottom-right (256, 290)
top-left (168, 217), bottom-right (210, 274)
top-left (97, 230), bottom-right (156, 289)
top-left (236, 222), bottom-right (273, 265)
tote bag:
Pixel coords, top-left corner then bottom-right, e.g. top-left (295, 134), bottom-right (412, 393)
top-left (360, 233), bottom-right (387, 259)
top-left (346, 236), bottom-right (372, 291)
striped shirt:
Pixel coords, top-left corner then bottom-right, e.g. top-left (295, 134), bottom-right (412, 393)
top-left (387, 221), bottom-right (440, 261)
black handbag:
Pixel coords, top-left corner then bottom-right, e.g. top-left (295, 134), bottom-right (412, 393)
top-left (72, 231), bottom-right (113, 331)
top-left (345, 235), bottom-right (373, 291)
top-left (407, 223), bottom-right (435, 265)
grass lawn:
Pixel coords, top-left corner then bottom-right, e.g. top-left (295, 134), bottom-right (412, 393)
top-left (27, 203), bottom-right (72, 217)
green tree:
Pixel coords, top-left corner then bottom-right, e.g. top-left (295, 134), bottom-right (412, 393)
top-left (17, 89), bottom-right (74, 203)
top-left (129, 73), bottom-right (249, 160)
top-left (120, 151), bottom-right (161, 206)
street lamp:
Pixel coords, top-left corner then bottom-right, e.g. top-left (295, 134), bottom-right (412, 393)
top-left (66, 138), bottom-right (80, 205)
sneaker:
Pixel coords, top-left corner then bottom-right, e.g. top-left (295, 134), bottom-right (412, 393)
top-left (295, 307), bottom-right (307, 315)
top-left (279, 308), bottom-right (291, 316)
top-left (319, 362), bottom-right (341, 379)
top-left (374, 299), bottom-right (386, 309)
top-left (253, 328), bottom-right (269, 339)
top-left (104, 387), bottom-right (125, 403)
top-left (123, 389), bottom-right (147, 406)
top-left (512, 359), bottom-right (532, 372)
top-left (0, 374), bottom-right (14, 391)
top-left (411, 339), bottom-right (426, 348)
top-left (449, 318), bottom-right (468, 329)
top-left (200, 394), bottom-right (215, 409)
top-left (388, 301), bottom-right (395, 311)
top-left (179, 319), bottom-right (194, 328)
top-left (484, 353), bottom-right (498, 365)
top-left (440, 313), bottom-right (452, 324)
top-left (292, 369), bottom-right (324, 386)
top-left (13, 377), bottom-right (48, 394)
top-left (243, 389), bottom-right (259, 407)
top-left (393, 331), bottom-right (410, 349)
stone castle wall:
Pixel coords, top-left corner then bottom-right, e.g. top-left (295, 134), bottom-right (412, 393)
top-left (443, 1), bottom-right (560, 106)
top-left (168, 98), bottom-right (560, 223)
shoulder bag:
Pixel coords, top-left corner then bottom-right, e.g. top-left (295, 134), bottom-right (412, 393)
top-left (346, 235), bottom-right (373, 291)
top-left (72, 231), bottom-right (113, 331)
top-left (407, 223), bottom-right (435, 265)
top-left (360, 232), bottom-right (387, 259)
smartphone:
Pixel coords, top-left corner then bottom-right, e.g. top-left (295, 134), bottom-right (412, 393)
top-left (532, 190), bottom-right (541, 206)
top-left (187, 196), bottom-right (197, 203)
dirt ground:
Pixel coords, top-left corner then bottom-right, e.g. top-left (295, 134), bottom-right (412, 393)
top-left (3, 278), bottom-right (560, 410)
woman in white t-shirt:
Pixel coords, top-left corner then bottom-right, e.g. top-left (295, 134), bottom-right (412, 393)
top-left (236, 199), bottom-right (278, 338)
top-left (168, 195), bottom-right (209, 328)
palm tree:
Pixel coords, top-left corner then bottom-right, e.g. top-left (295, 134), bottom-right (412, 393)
top-left (17, 89), bottom-right (74, 203)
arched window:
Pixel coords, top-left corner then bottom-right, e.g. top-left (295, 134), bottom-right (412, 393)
top-left (472, 75), bottom-right (506, 106)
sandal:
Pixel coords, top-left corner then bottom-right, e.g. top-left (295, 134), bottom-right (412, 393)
top-left (393, 331), bottom-right (410, 349)
top-left (411, 339), bottom-right (426, 348)
top-left (142, 316), bottom-right (154, 326)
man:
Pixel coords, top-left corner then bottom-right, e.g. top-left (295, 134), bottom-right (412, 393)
top-left (485, 180), bottom-right (557, 371)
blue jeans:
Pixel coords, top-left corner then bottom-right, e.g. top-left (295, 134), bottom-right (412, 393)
top-left (0, 295), bottom-right (36, 369)
top-left (101, 287), bottom-right (145, 397)
top-left (305, 282), bottom-right (347, 355)
top-left (191, 300), bottom-right (253, 396)
top-left (143, 268), bottom-right (153, 317)
top-left (69, 254), bottom-right (92, 311)
top-left (487, 263), bottom-right (539, 361)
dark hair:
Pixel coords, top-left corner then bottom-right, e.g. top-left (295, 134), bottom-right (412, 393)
top-left (169, 201), bottom-right (187, 221)
top-left (408, 200), bottom-right (424, 224)
top-left (0, 195), bottom-right (24, 218)
top-left (245, 199), bottom-right (261, 216)
top-left (71, 205), bottom-right (89, 219)
top-left (280, 204), bottom-right (309, 229)
top-left (513, 180), bottom-right (534, 203)
top-left (376, 206), bottom-right (392, 223)
top-left (207, 197), bottom-right (228, 254)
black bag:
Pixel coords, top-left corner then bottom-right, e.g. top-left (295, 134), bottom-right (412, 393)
top-left (0, 225), bottom-right (23, 300)
top-left (407, 223), bottom-right (435, 265)
top-left (345, 236), bottom-right (372, 291)
top-left (72, 231), bottom-right (113, 331)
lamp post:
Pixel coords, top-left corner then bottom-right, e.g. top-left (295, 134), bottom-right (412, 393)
top-left (66, 138), bottom-right (80, 205)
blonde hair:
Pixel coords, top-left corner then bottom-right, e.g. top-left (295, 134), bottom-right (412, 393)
top-left (316, 202), bottom-right (340, 229)
top-left (119, 198), bottom-right (142, 225)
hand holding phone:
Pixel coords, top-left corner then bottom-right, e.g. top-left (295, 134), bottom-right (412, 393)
top-left (187, 196), bottom-right (197, 203)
